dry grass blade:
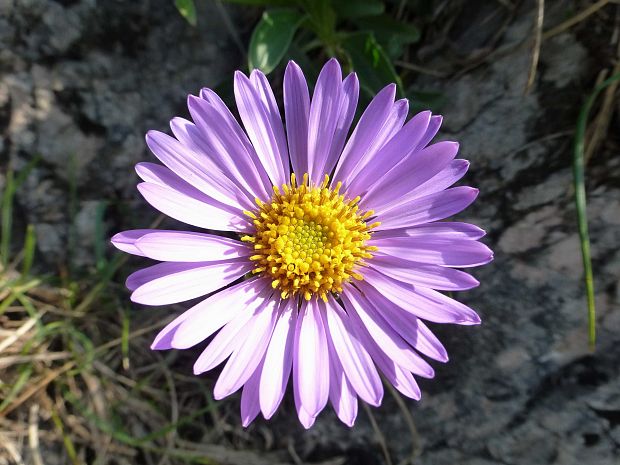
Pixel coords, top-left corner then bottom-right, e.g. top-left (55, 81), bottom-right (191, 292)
top-left (1, 362), bottom-right (75, 417)
top-left (585, 42), bottom-right (620, 163)
top-left (0, 314), bottom-right (40, 353)
top-left (0, 352), bottom-right (72, 370)
top-left (362, 403), bottom-right (393, 465)
top-left (383, 381), bottom-right (421, 465)
top-left (394, 60), bottom-right (449, 78)
top-left (525, 0), bottom-right (544, 94)
top-left (28, 404), bottom-right (44, 465)
top-left (543, 0), bottom-right (615, 40)
top-left (0, 430), bottom-right (26, 465)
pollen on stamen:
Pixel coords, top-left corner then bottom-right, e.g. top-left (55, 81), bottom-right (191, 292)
top-left (241, 173), bottom-right (378, 300)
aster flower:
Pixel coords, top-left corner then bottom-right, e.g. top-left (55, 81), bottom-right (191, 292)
top-left (112, 59), bottom-right (493, 428)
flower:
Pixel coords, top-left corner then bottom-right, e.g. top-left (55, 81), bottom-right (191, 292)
top-left (111, 59), bottom-right (493, 429)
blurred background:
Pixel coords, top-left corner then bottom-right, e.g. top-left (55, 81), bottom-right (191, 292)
top-left (1, 0), bottom-right (619, 464)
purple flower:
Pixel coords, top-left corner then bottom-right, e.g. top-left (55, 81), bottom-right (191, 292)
top-left (112, 59), bottom-right (493, 428)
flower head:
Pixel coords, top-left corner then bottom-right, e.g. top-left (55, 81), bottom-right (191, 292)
top-left (112, 59), bottom-right (493, 428)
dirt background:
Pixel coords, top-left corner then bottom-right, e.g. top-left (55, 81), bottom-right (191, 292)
top-left (1, 0), bottom-right (619, 464)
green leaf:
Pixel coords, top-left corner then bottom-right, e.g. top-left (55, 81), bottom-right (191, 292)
top-left (332, 0), bottom-right (384, 18)
top-left (356, 14), bottom-right (420, 45)
top-left (249, 9), bottom-right (305, 74)
top-left (355, 15), bottom-right (421, 59)
top-left (297, 0), bottom-right (336, 46)
top-left (174, 0), bottom-right (197, 26)
top-left (341, 32), bottom-right (404, 97)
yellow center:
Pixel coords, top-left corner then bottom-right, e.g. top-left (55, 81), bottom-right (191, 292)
top-left (242, 173), bottom-right (379, 302)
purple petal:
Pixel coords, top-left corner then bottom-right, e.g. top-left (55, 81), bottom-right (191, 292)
top-left (347, 110), bottom-right (431, 195)
top-left (333, 84), bottom-right (396, 182)
top-left (145, 130), bottom-right (251, 210)
top-left (370, 237), bottom-right (494, 268)
top-left (170, 116), bottom-right (266, 203)
top-left (372, 221), bottom-right (485, 241)
top-left (213, 298), bottom-right (279, 399)
top-left (250, 70), bottom-right (290, 177)
top-left (130, 258), bottom-right (253, 306)
top-left (169, 117), bottom-right (215, 162)
top-left (341, 286), bottom-right (435, 378)
top-left (339, 97), bottom-right (408, 188)
top-left (259, 299), bottom-right (296, 419)
top-left (376, 186), bottom-right (479, 230)
top-left (135, 161), bottom-right (232, 206)
top-left (137, 182), bottom-right (250, 232)
top-left (323, 299), bottom-right (383, 406)
top-left (284, 61), bottom-right (311, 179)
top-left (307, 58), bottom-right (343, 184)
top-left (361, 268), bottom-right (481, 325)
top-left (241, 363), bottom-right (262, 427)
top-left (134, 162), bottom-right (249, 230)
top-left (234, 71), bottom-right (288, 187)
top-left (361, 337), bottom-right (421, 400)
top-left (415, 114), bottom-right (442, 150)
top-left (327, 337), bottom-right (358, 427)
top-left (126, 261), bottom-right (199, 292)
top-left (110, 229), bottom-right (153, 256)
top-left (363, 141), bottom-right (459, 212)
top-left (135, 162), bottom-right (221, 204)
top-left (134, 231), bottom-right (251, 262)
top-left (193, 290), bottom-right (273, 374)
top-left (297, 406), bottom-right (317, 429)
top-left (188, 93), bottom-right (272, 201)
top-left (381, 159), bottom-right (470, 213)
top-left (378, 302), bottom-right (449, 363)
top-left (293, 359), bottom-right (318, 428)
top-left (322, 72), bottom-right (359, 180)
top-left (169, 278), bottom-right (269, 349)
top-left (407, 159), bottom-right (470, 199)
top-left (150, 303), bottom-right (196, 350)
top-left (293, 300), bottom-right (329, 419)
top-left (369, 256), bottom-right (480, 290)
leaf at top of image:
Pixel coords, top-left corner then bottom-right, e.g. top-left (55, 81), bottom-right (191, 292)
top-left (355, 14), bottom-right (421, 44)
top-left (355, 14), bottom-right (421, 59)
top-left (249, 9), bottom-right (305, 74)
top-left (341, 32), bottom-right (404, 98)
top-left (174, 0), bottom-right (197, 26)
top-left (332, 0), bottom-right (384, 19)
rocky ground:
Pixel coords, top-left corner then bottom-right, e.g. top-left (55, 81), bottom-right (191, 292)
top-left (1, 0), bottom-right (619, 464)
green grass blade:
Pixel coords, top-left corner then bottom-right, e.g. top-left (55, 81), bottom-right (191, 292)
top-left (573, 72), bottom-right (620, 350)
top-left (21, 224), bottom-right (36, 277)
top-left (67, 153), bottom-right (78, 279)
top-left (50, 407), bottom-right (80, 465)
top-left (65, 388), bottom-right (214, 447)
top-left (1, 169), bottom-right (15, 269)
top-left (1, 157), bottom-right (39, 269)
top-left (93, 200), bottom-right (109, 274)
top-left (121, 308), bottom-right (130, 370)
top-left (0, 365), bottom-right (33, 412)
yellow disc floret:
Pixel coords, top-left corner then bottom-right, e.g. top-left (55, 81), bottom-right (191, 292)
top-left (241, 173), bottom-right (379, 302)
